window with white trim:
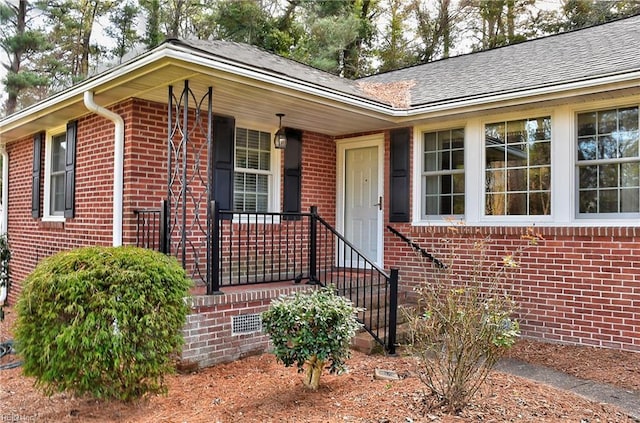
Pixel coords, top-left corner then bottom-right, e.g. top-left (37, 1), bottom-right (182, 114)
top-left (233, 127), bottom-right (272, 212)
top-left (421, 128), bottom-right (465, 217)
top-left (49, 133), bottom-right (66, 215)
top-left (576, 106), bottom-right (639, 215)
top-left (485, 116), bottom-right (551, 216)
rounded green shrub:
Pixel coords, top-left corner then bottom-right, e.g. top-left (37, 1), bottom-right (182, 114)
top-left (262, 286), bottom-right (362, 390)
top-left (15, 246), bottom-right (192, 401)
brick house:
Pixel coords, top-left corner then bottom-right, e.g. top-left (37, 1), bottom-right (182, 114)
top-left (1, 16), bottom-right (639, 366)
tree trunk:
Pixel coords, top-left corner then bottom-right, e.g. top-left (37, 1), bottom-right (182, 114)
top-left (303, 355), bottom-right (325, 390)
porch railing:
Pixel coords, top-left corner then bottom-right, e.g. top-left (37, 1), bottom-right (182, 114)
top-left (133, 200), bottom-right (399, 354)
top-left (211, 202), bottom-right (398, 354)
top-left (133, 200), bottom-right (167, 253)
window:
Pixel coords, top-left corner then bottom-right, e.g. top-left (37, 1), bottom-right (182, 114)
top-left (41, 121), bottom-right (76, 220)
top-left (577, 107), bottom-right (639, 215)
top-left (485, 116), bottom-right (551, 216)
top-left (421, 128), bottom-right (464, 217)
top-left (49, 134), bottom-right (66, 215)
top-left (233, 127), bottom-right (272, 212)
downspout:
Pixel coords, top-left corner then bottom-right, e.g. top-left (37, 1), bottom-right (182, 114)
top-left (0, 144), bottom-right (8, 237)
top-left (83, 91), bottom-right (124, 246)
top-left (0, 143), bottom-right (7, 304)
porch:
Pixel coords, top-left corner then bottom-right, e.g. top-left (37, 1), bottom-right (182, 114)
top-left (135, 201), bottom-right (400, 368)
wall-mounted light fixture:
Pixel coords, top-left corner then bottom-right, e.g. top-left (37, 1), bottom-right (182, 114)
top-left (274, 113), bottom-right (287, 149)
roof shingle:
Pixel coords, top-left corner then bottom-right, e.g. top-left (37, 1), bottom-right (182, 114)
top-left (358, 14), bottom-right (640, 108)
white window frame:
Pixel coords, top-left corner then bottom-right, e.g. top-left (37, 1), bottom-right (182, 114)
top-left (574, 105), bottom-right (640, 219)
top-left (476, 110), bottom-right (556, 225)
top-left (42, 125), bottom-right (67, 222)
top-left (232, 120), bottom-right (281, 222)
top-left (418, 126), bottom-right (465, 220)
top-left (483, 115), bottom-right (552, 218)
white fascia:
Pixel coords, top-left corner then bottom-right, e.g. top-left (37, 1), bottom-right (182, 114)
top-left (400, 71), bottom-right (640, 119)
top-left (3, 43), bottom-right (640, 133)
top-left (162, 45), bottom-right (394, 114)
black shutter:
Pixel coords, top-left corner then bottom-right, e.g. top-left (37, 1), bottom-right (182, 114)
top-left (213, 115), bottom-right (235, 216)
top-left (31, 132), bottom-right (44, 218)
top-left (283, 128), bottom-right (302, 218)
top-left (389, 128), bottom-right (410, 222)
top-left (64, 120), bottom-right (78, 218)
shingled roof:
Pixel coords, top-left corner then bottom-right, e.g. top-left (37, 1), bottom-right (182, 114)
top-left (173, 38), bottom-right (371, 100)
top-left (358, 14), bottom-right (640, 108)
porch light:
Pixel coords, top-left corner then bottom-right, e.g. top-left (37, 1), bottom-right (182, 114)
top-left (274, 113), bottom-right (287, 149)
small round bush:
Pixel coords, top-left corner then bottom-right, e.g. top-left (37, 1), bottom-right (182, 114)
top-left (262, 286), bottom-right (362, 390)
top-left (15, 246), bottom-right (192, 401)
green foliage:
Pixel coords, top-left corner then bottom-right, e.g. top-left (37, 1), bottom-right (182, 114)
top-left (560, 0), bottom-right (640, 31)
top-left (0, 234), bottom-right (10, 321)
top-left (106, 1), bottom-right (140, 63)
top-left (139, 0), bottom-right (164, 48)
top-left (0, 0), bottom-right (49, 115)
top-left (203, 0), bottom-right (296, 55)
top-left (14, 246), bottom-right (192, 401)
top-left (293, 0), bottom-right (379, 78)
top-left (405, 228), bottom-right (541, 412)
top-left (261, 286), bottom-right (362, 389)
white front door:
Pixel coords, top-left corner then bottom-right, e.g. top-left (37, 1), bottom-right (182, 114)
top-left (337, 136), bottom-right (384, 266)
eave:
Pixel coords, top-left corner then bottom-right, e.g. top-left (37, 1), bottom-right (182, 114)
top-left (1, 41), bottom-right (640, 143)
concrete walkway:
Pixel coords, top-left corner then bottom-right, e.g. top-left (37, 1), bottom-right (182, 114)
top-left (496, 358), bottom-right (640, 422)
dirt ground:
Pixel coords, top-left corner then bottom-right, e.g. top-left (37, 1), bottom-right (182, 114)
top-left (1, 306), bottom-right (638, 423)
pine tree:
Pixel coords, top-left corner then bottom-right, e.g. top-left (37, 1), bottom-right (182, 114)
top-left (0, 0), bottom-right (48, 115)
top-left (106, 1), bottom-right (140, 63)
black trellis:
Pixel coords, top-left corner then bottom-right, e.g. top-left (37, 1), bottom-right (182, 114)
top-left (167, 81), bottom-right (213, 286)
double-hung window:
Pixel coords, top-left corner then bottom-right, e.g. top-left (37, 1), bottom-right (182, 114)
top-left (49, 133), bottom-right (67, 215)
top-left (576, 106), bottom-right (639, 215)
top-left (485, 116), bottom-right (551, 216)
top-left (39, 121), bottom-right (76, 220)
top-left (421, 128), bottom-right (465, 217)
top-left (233, 127), bottom-right (272, 212)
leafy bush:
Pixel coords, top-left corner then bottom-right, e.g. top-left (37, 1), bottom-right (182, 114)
top-left (0, 234), bottom-right (10, 321)
top-left (261, 286), bottom-right (362, 390)
top-left (15, 246), bottom-right (191, 401)
top-left (405, 227), bottom-right (542, 412)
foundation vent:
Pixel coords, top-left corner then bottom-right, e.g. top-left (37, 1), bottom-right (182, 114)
top-left (232, 313), bottom-right (262, 335)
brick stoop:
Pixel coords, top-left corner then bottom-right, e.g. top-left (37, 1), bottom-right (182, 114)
top-left (350, 322), bottom-right (412, 355)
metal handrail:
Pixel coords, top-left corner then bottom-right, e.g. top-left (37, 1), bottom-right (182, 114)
top-left (210, 202), bottom-right (398, 354)
top-left (387, 225), bottom-right (446, 269)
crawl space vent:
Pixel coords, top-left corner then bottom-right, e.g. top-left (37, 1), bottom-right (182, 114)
top-left (232, 313), bottom-right (262, 335)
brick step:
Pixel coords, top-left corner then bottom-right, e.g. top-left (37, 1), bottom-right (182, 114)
top-left (356, 303), bottom-right (415, 330)
top-left (336, 287), bottom-right (390, 310)
top-left (351, 322), bottom-right (411, 355)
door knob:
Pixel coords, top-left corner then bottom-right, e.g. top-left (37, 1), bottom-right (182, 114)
top-left (373, 196), bottom-right (382, 210)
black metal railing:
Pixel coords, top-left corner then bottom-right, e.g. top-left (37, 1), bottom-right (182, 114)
top-left (211, 202), bottom-right (398, 354)
top-left (133, 200), bottom-right (167, 253)
top-left (314, 212), bottom-right (399, 355)
top-left (387, 225), bottom-right (446, 269)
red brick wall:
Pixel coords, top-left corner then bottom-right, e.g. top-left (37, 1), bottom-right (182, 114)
top-left (300, 130), bottom-right (336, 222)
top-left (122, 99), bottom-right (168, 246)
top-left (6, 104), bottom-right (134, 303)
top-left (385, 223), bottom-right (640, 353)
top-left (182, 284), bottom-right (315, 368)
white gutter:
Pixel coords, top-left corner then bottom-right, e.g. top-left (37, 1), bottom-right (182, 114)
top-left (162, 45), bottom-right (640, 118)
top-left (83, 91), bottom-right (124, 247)
top-left (2, 42), bottom-right (640, 137)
